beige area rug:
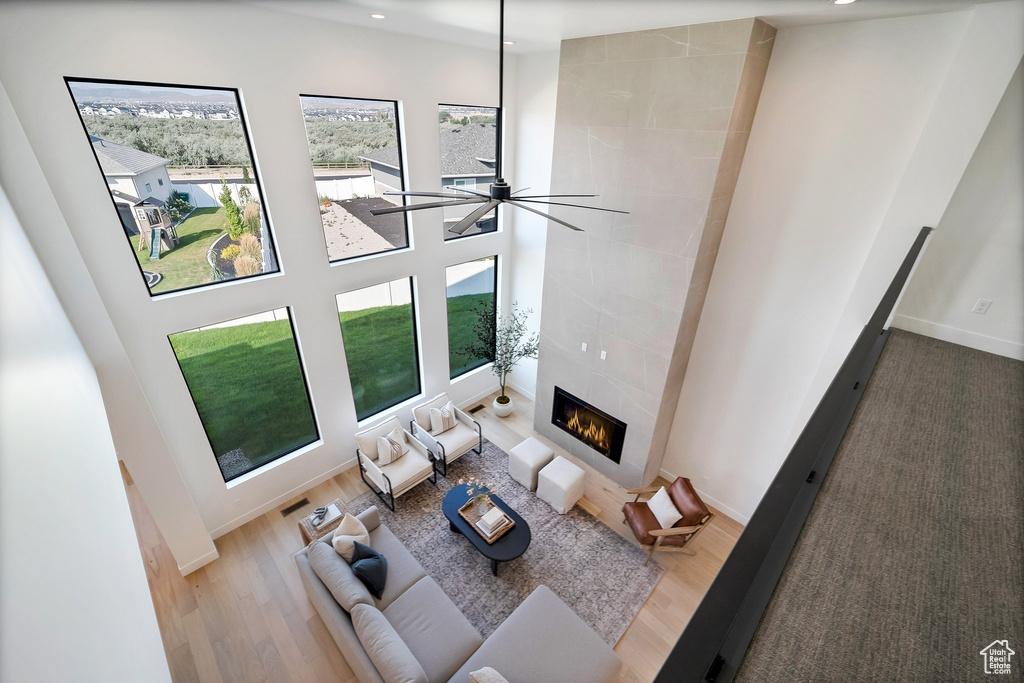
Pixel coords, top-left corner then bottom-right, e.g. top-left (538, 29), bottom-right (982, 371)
top-left (348, 439), bottom-right (665, 645)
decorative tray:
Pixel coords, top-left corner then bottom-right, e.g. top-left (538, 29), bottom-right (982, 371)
top-left (458, 498), bottom-right (515, 544)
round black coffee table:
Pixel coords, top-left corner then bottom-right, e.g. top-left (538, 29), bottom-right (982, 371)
top-left (442, 484), bottom-right (531, 577)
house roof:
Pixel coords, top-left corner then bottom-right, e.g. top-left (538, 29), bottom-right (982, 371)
top-left (110, 189), bottom-right (164, 207)
top-left (89, 135), bottom-right (170, 176)
top-left (360, 123), bottom-right (497, 177)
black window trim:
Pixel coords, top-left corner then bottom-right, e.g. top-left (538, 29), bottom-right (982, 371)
top-left (167, 306), bottom-right (321, 484)
top-left (447, 254), bottom-right (498, 380)
top-left (298, 93), bottom-right (411, 264)
top-left (64, 76), bottom-right (282, 298)
top-left (338, 275), bottom-right (424, 422)
top-left (438, 102), bottom-right (500, 242)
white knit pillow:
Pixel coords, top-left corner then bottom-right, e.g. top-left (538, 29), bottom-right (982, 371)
top-left (331, 513), bottom-right (370, 563)
top-left (648, 486), bottom-right (682, 529)
top-left (469, 667), bottom-right (510, 683)
top-left (376, 426), bottom-right (408, 465)
top-left (429, 400), bottom-right (457, 435)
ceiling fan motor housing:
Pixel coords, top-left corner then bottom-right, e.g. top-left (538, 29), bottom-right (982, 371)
top-left (490, 179), bottom-right (511, 200)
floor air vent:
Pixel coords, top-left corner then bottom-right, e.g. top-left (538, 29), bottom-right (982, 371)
top-left (280, 498), bottom-right (310, 517)
top-left (468, 404), bottom-right (485, 414)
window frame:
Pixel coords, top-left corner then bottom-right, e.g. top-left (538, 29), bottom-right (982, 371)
top-left (438, 103), bottom-right (500, 242)
top-left (64, 76), bottom-right (281, 298)
top-left (446, 255), bottom-right (498, 380)
top-left (336, 276), bottom-right (423, 422)
top-left (167, 306), bottom-right (321, 484)
top-left (298, 93), bottom-right (410, 264)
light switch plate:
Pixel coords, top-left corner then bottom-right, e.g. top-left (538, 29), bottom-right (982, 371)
top-left (581, 342), bottom-right (587, 352)
top-left (600, 350), bottom-right (607, 360)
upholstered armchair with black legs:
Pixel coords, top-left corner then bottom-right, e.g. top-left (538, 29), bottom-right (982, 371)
top-left (355, 415), bottom-right (436, 511)
top-left (410, 392), bottom-right (482, 477)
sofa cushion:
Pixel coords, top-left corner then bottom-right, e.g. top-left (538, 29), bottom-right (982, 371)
top-left (378, 449), bottom-right (433, 496)
top-left (368, 524), bottom-right (427, 609)
top-left (332, 513), bottom-right (370, 562)
top-left (350, 542), bottom-right (388, 600)
top-left (305, 540), bottom-right (373, 611)
top-left (449, 585), bottom-right (622, 683)
top-left (413, 393), bottom-right (449, 433)
top-left (469, 668), bottom-right (509, 683)
top-left (383, 577), bottom-right (483, 683)
top-left (356, 416), bottom-right (404, 460)
top-left (351, 603), bottom-right (428, 683)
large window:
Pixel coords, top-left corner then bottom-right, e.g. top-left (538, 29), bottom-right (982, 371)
top-left (169, 308), bottom-right (318, 482)
top-left (439, 104), bottom-right (498, 240)
top-left (299, 95), bottom-right (409, 262)
top-left (447, 256), bottom-right (497, 378)
top-left (66, 79), bottom-right (279, 295)
top-left (337, 278), bottom-right (421, 420)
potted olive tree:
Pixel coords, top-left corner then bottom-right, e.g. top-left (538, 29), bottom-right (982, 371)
top-left (470, 300), bottom-right (539, 417)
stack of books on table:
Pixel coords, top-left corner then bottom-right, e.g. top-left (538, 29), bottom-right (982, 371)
top-left (475, 506), bottom-right (511, 539)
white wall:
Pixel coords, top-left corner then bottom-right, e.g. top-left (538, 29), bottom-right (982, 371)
top-left (661, 5), bottom-right (1023, 524)
top-left (0, 1), bottom-right (512, 570)
top-left (893, 61), bottom-right (1024, 360)
top-left (0, 185), bottom-right (170, 682)
top-left (506, 50), bottom-right (561, 400)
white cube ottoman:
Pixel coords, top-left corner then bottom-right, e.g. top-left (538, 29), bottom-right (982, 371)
top-left (537, 456), bottom-right (585, 514)
top-left (508, 437), bottom-right (555, 491)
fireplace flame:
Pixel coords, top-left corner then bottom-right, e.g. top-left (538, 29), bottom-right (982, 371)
top-left (566, 409), bottom-right (610, 451)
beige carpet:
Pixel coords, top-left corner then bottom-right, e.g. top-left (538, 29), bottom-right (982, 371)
top-left (736, 330), bottom-right (1024, 682)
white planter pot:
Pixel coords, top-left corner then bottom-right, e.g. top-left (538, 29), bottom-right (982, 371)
top-left (493, 396), bottom-right (514, 417)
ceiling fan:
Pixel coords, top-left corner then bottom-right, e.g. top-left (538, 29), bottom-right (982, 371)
top-left (370, 0), bottom-right (627, 234)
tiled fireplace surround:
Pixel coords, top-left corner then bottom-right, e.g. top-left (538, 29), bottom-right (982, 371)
top-left (533, 18), bottom-right (776, 488)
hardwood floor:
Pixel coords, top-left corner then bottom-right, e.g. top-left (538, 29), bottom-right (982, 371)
top-left (123, 388), bottom-right (743, 682)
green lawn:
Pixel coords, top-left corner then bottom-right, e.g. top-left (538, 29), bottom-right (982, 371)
top-left (339, 303), bottom-right (420, 420)
top-left (447, 293), bottom-right (494, 378)
top-left (130, 207), bottom-right (229, 293)
top-left (168, 292), bottom-right (495, 478)
top-left (169, 318), bottom-right (318, 478)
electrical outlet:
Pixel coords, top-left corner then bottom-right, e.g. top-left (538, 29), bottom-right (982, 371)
top-left (972, 299), bottom-right (992, 314)
top-left (600, 350), bottom-right (607, 360)
top-left (581, 342), bottom-right (587, 352)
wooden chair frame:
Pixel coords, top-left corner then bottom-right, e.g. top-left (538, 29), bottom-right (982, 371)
top-left (625, 485), bottom-right (715, 565)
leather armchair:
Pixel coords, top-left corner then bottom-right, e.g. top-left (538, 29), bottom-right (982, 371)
top-left (622, 477), bottom-right (714, 565)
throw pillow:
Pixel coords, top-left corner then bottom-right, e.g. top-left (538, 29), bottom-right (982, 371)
top-left (429, 400), bottom-right (457, 435)
top-left (349, 541), bottom-right (388, 600)
top-left (469, 667), bottom-right (510, 683)
top-left (648, 486), bottom-right (683, 529)
top-left (376, 435), bottom-right (403, 466)
top-left (332, 513), bottom-right (370, 562)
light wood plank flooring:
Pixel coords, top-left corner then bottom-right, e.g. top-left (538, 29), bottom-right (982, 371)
top-left (123, 388), bottom-right (743, 683)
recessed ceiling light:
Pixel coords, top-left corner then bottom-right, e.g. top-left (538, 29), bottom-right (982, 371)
top-left (833, 0), bottom-right (856, 4)
top-left (370, 13), bottom-right (386, 19)
top-left (503, 40), bottom-right (516, 45)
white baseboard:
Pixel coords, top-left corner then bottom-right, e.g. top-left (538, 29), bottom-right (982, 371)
top-left (208, 457), bottom-right (358, 540)
top-left (507, 379), bottom-right (536, 401)
top-left (890, 314), bottom-right (1024, 360)
top-left (659, 467), bottom-right (750, 526)
top-left (177, 548), bottom-right (220, 576)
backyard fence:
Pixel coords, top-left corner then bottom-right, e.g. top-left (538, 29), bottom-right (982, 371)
top-left (172, 175), bottom-right (377, 209)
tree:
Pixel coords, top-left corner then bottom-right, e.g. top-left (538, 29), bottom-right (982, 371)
top-left (219, 178), bottom-right (245, 239)
top-left (241, 165), bottom-right (251, 183)
top-left (439, 110), bottom-right (451, 123)
top-left (470, 300), bottom-right (538, 403)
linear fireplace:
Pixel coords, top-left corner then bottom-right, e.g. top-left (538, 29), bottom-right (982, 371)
top-left (551, 386), bottom-right (627, 464)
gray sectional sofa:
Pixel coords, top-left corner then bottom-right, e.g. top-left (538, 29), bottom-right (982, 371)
top-left (294, 506), bottom-right (622, 683)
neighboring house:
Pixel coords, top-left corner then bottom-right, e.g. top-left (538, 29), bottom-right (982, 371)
top-left (90, 134), bottom-right (173, 235)
top-left (360, 123), bottom-right (498, 234)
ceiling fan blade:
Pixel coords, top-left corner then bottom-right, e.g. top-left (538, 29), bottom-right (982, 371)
top-left (448, 199), bottom-right (501, 235)
top-left (511, 187), bottom-right (531, 195)
top-left (515, 198), bottom-right (629, 214)
top-left (371, 197), bottom-right (485, 216)
top-left (508, 201), bottom-right (584, 232)
top-left (444, 185), bottom-right (492, 198)
top-left (384, 191), bottom-right (473, 198)
top-left (512, 193), bottom-right (598, 199)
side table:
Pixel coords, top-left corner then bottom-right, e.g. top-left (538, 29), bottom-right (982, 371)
top-left (298, 498), bottom-right (347, 545)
